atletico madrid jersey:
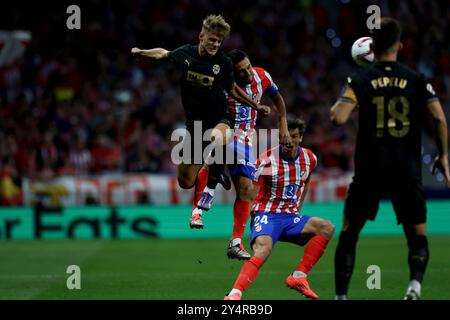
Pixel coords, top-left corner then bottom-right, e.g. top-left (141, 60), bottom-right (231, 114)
top-left (227, 67), bottom-right (278, 142)
top-left (253, 145), bottom-right (317, 214)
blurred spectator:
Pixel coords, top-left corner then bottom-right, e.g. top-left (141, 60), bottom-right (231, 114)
top-left (0, 156), bottom-right (22, 205)
top-left (0, 0), bottom-right (448, 186)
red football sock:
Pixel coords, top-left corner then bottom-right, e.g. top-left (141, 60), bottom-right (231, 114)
top-left (192, 167), bottom-right (208, 210)
top-left (233, 256), bottom-right (264, 292)
top-left (296, 234), bottom-right (329, 274)
top-left (232, 200), bottom-right (251, 240)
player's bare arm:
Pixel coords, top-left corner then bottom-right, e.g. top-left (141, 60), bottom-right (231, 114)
top-left (427, 100), bottom-right (450, 187)
top-left (299, 176), bottom-right (311, 208)
top-left (330, 99), bottom-right (357, 126)
top-left (131, 47), bottom-right (169, 59)
top-left (229, 82), bottom-right (271, 116)
top-left (270, 92), bottom-right (291, 145)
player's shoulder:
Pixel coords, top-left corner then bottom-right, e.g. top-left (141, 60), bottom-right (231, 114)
top-left (258, 146), bottom-right (278, 162)
top-left (215, 50), bottom-right (232, 64)
top-left (253, 66), bottom-right (272, 79)
top-left (176, 44), bottom-right (194, 53)
top-left (253, 66), bottom-right (267, 75)
top-left (302, 147), bottom-right (317, 159)
top-left (301, 147), bottom-right (317, 167)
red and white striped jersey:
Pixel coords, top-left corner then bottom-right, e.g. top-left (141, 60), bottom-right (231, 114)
top-left (253, 146), bottom-right (317, 214)
top-left (228, 67), bottom-right (278, 132)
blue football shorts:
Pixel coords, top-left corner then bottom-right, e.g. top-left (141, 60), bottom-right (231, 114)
top-left (227, 138), bottom-right (256, 180)
top-left (250, 212), bottom-right (312, 247)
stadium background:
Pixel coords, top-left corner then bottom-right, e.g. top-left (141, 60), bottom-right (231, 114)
top-left (0, 0), bottom-right (449, 300)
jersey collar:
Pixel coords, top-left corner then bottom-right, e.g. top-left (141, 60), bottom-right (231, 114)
top-left (279, 145), bottom-right (301, 162)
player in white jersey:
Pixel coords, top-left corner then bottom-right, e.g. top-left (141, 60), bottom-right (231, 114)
top-left (224, 119), bottom-right (335, 300)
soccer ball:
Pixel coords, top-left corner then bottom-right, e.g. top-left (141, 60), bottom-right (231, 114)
top-left (351, 37), bottom-right (374, 67)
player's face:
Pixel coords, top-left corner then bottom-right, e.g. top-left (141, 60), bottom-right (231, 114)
top-left (281, 128), bottom-right (303, 158)
top-left (234, 57), bottom-right (253, 85)
top-left (199, 32), bottom-right (223, 57)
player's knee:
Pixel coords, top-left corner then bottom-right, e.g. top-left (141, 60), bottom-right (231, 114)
top-left (319, 220), bottom-right (335, 239)
top-left (252, 241), bottom-right (272, 260)
top-left (255, 245), bottom-right (272, 260)
top-left (237, 183), bottom-right (254, 201)
top-left (177, 175), bottom-right (195, 189)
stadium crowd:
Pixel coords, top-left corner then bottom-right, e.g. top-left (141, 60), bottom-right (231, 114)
top-left (1, 0), bottom-right (449, 205)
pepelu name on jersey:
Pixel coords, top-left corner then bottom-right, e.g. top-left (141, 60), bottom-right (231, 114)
top-left (371, 77), bottom-right (407, 90)
top-left (187, 70), bottom-right (214, 87)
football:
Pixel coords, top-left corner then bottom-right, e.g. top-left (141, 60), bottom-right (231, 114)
top-left (351, 37), bottom-right (374, 67)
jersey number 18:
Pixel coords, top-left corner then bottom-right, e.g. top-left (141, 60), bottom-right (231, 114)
top-left (372, 95), bottom-right (410, 138)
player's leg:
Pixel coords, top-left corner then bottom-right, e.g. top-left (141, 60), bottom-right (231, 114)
top-left (283, 216), bottom-right (335, 299)
top-left (197, 122), bottom-right (231, 210)
top-left (227, 174), bottom-right (254, 260)
top-left (225, 212), bottom-right (281, 300)
top-left (296, 217), bottom-right (335, 274)
top-left (190, 164), bottom-right (231, 228)
top-left (191, 165), bottom-right (208, 208)
top-left (402, 223), bottom-right (428, 300)
top-left (334, 180), bottom-right (376, 300)
top-left (177, 163), bottom-right (203, 189)
top-left (224, 235), bottom-right (272, 300)
top-left (177, 163), bottom-right (206, 228)
top-left (391, 181), bottom-right (428, 300)
top-left (190, 165), bottom-right (209, 228)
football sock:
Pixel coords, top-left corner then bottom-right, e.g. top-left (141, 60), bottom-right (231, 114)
top-left (192, 167), bottom-right (208, 210)
top-left (232, 200), bottom-right (250, 241)
top-left (407, 235), bottom-right (429, 283)
top-left (232, 256), bottom-right (264, 292)
top-left (334, 231), bottom-right (359, 296)
top-left (296, 234), bottom-right (329, 274)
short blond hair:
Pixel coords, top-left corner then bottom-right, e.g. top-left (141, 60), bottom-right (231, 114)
top-left (201, 14), bottom-right (231, 39)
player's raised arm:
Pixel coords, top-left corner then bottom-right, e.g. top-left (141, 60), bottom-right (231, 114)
top-left (131, 47), bottom-right (169, 60)
top-left (427, 100), bottom-right (450, 187)
top-left (269, 92), bottom-right (290, 145)
top-left (330, 100), bottom-right (357, 126)
top-left (330, 78), bottom-right (358, 126)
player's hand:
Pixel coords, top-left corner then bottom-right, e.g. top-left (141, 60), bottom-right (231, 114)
top-left (432, 154), bottom-right (450, 188)
top-left (279, 129), bottom-right (291, 146)
top-left (257, 105), bottom-right (271, 117)
top-left (131, 47), bottom-right (141, 56)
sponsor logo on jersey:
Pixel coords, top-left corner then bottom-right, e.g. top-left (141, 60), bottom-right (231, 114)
top-left (284, 183), bottom-right (299, 198)
top-left (187, 71), bottom-right (214, 87)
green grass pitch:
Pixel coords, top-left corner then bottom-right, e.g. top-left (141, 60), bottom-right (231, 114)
top-left (0, 236), bottom-right (449, 300)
